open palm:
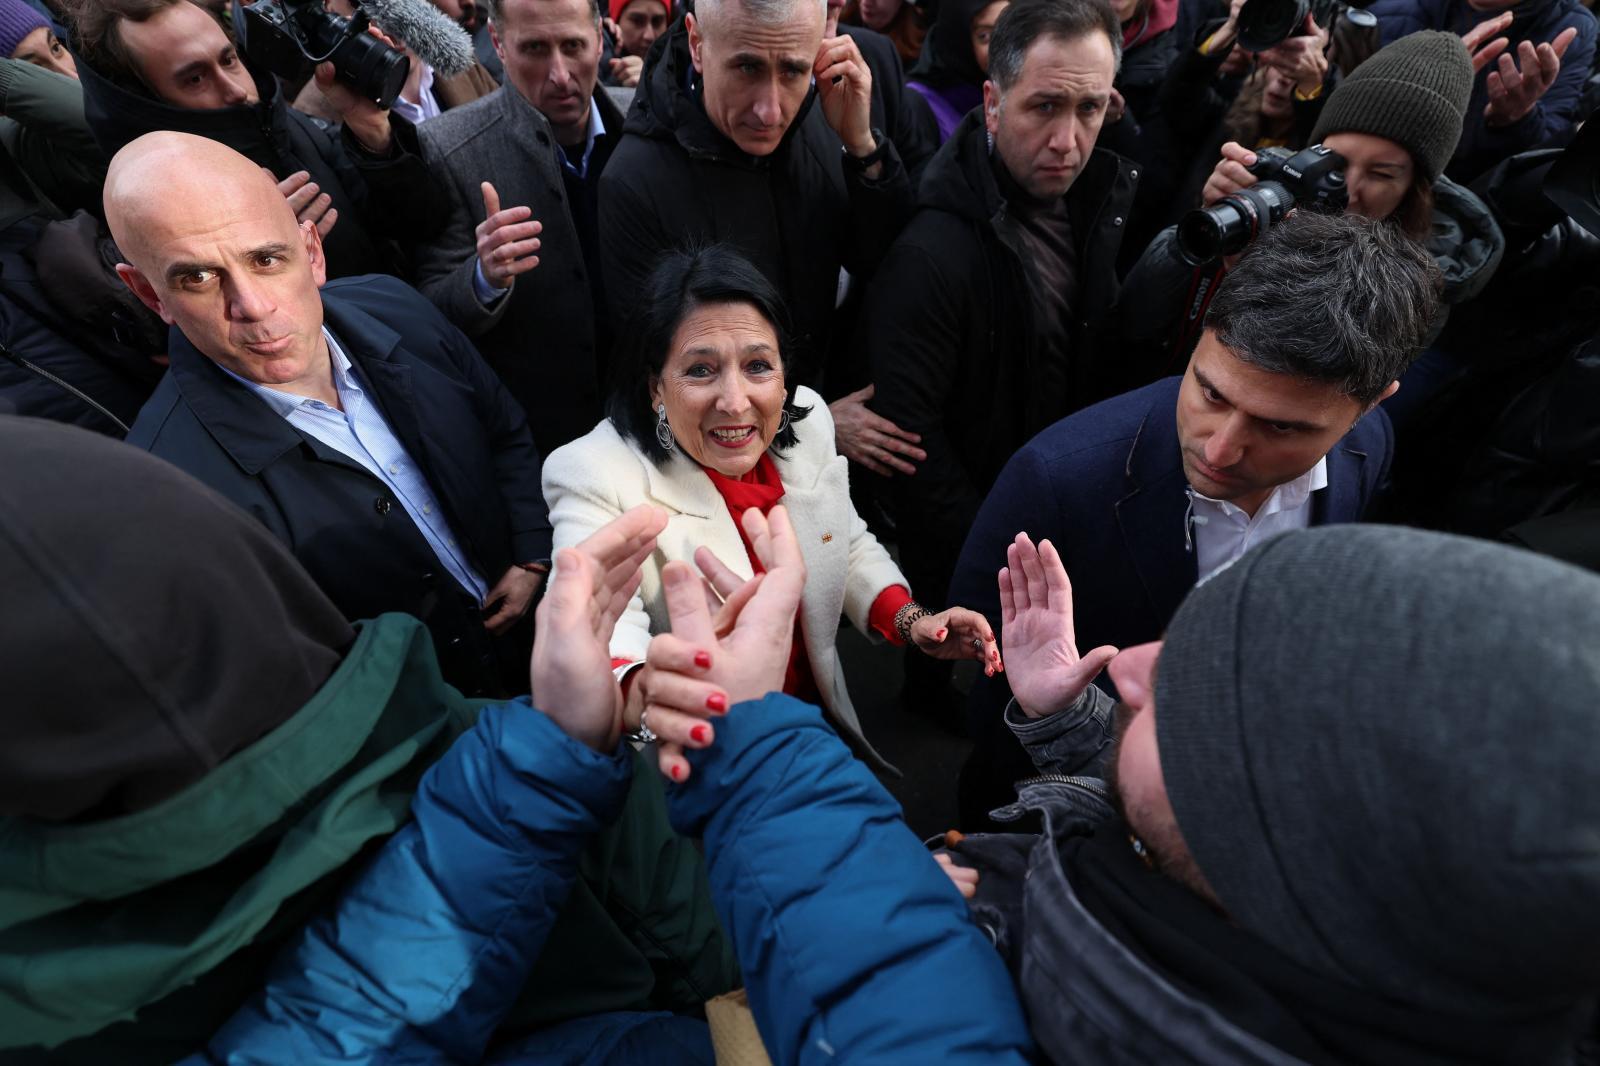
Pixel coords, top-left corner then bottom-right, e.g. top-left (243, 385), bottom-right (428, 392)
top-left (998, 533), bottom-right (1118, 719)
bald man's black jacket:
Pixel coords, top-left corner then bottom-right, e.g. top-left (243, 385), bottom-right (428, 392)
top-left (127, 274), bottom-right (553, 698)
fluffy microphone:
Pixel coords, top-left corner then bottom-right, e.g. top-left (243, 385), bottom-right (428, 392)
top-left (358, 0), bottom-right (477, 77)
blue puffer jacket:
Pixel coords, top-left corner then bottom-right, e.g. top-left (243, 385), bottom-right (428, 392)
top-left (194, 695), bottom-right (1033, 1065)
top-left (672, 695), bottom-right (1035, 1066)
top-left (1369, 0), bottom-right (1597, 180)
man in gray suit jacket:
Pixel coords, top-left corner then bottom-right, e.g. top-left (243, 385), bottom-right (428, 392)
top-left (414, 0), bottom-right (626, 456)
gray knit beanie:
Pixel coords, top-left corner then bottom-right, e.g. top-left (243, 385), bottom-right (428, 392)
top-left (1154, 525), bottom-right (1600, 1017)
top-left (1310, 30), bottom-right (1474, 180)
top-left (0, 0), bottom-right (46, 60)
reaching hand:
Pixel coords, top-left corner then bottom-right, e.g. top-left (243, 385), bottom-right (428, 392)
top-left (639, 506), bottom-right (810, 782)
top-left (814, 35), bottom-right (877, 163)
top-left (1484, 26), bottom-right (1578, 127)
top-left (274, 169), bottom-right (338, 240)
top-left (909, 607), bottom-right (1002, 676)
top-left (530, 505), bottom-right (667, 750)
top-left (998, 533), bottom-right (1118, 719)
top-left (608, 55), bottom-right (642, 87)
top-left (1259, 14), bottom-right (1329, 96)
top-left (477, 181), bottom-right (543, 291)
top-left (1461, 11), bottom-right (1513, 73)
top-left (1201, 141), bottom-right (1259, 207)
top-left (829, 385), bottom-right (926, 477)
top-left (483, 565), bottom-right (543, 634)
top-left (934, 852), bottom-right (979, 899)
top-left (313, 62), bottom-right (394, 154)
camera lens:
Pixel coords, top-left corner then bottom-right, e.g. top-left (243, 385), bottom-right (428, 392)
top-left (1176, 182), bottom-right (1295, 265)
top-left (333, 29), bottom-right (410, 110)
top-left (1235, 0), bottom-right (1310, 51)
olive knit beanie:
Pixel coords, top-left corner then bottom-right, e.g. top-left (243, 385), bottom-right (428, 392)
top-left (1153, 525), bottom-right (1600, 1022)
top-left (1310, 30), bottom-right (1474, 179)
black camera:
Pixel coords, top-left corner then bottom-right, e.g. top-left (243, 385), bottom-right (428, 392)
top-left (243, 0), bottom-right (410, 110)
top-left (1234, 0), bottom-right (1376, 53)
top-left (1177, 143), bottom-right (1348, 265)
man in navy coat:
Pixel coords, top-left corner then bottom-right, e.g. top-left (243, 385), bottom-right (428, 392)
top-left (949, 211), bottom-right (1441, 829)
top-left (109, 132), bottom-right (552, 699)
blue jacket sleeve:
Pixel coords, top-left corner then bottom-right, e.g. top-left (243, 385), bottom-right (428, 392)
top-left (198, 700), bottom-right (634, 1064)
top-left (670, 694), bottom-right (1034, 1066)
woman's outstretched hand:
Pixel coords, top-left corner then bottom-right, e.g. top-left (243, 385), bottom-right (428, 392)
top-left (909, 607), bottom-right (1003, 676)
top-left (530, 505), bottom-right (666, 751)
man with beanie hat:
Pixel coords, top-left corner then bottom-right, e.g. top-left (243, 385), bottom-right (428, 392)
top-left (950, 209), bottom-right (1437, 829)
top-left (1369, 0), bottom-right (1594, 182)
top-left (939, 523), bottom-right (1600, 1063)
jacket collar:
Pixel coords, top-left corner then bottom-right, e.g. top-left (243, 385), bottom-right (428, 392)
top-left (166, 290), bottom-right (408, 477)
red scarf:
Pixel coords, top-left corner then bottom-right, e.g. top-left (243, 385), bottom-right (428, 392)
top-left (704, 454), bottom-right (820, 702)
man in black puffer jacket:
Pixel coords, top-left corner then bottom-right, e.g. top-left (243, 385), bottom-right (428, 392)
top-left (66, 0), bottom-right (446, 280)
top-left (857, 0), bottom-right (1139, 716)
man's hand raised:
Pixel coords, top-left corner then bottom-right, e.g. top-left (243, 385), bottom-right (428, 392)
top-left (1484, 25), bottom-right (1578, 127)
top-left (477, 181), bottom-right (543, 291)
top-left (815, 35), bottom-right (879, 173)
top-left (530, 505), bottom-right (667, 751)
top-left (998, 533), bottom-right (1117, 719)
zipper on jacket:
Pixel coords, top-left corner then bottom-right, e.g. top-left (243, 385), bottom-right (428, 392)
top-left (1013, 773), bottom-right (1109, 800)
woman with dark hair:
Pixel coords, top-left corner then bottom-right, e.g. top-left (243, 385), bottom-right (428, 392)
top-left (906, 0), bottom-right (1008, 143)
top-left (544, 245), bottom-right (1002, 778)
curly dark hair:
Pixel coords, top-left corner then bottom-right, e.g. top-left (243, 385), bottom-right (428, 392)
top-left (607, 244), bottom-right (811, 463)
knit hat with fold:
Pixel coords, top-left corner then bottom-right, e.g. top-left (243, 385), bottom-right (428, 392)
top-left (1154, 525), bottom-right (1600, 1022)
top-left (0, 0), bottom-right (47, 61)
top-left (1310, 29), bottom-right (1473, 179)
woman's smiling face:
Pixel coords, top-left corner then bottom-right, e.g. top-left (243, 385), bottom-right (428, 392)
top-left (650, 300), bottom-right (788, 477)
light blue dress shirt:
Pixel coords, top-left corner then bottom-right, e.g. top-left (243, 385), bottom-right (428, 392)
top-left (222, 329), bottom-right (489, 603)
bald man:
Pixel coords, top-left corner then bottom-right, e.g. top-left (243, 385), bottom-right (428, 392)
top-left (112, 132), bottom-right (554, 698)
top-left (599, 0), bottom-right (921, 472)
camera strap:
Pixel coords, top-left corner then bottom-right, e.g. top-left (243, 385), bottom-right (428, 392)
top-left (1172, 262), bottom-right (1228, 371)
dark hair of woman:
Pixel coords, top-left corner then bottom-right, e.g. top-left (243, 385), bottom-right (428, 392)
top-left (607, 244), bottom-right (812, 463)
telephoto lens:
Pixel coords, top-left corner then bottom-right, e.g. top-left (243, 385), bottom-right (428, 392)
top-left (244, 0), bottom-right (410, 110)
top-left (1176, 182), bottom-right (1296, 265)
top-left (1235, 0), bottom-right (1310, 51)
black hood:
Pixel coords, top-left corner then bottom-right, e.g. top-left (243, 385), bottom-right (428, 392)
top-left (0, 417), bottom-right (353, 822)
top-left (625, 15), bottom-right (817, 164)
top-left (76, 44), bottom-right (297, 172)
top-left (917, 108), bottom-right (1003, 222)
top-left (907, 0), bottom-right (989, 91)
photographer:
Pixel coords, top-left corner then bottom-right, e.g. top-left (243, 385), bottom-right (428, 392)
top-left (64, 0), bottom-right (447, 280)
top-left (1118, 29), bottom-right (1500, 376)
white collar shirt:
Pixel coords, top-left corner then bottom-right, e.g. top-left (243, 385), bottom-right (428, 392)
top-left (1189, 456), bottom-right (1328, 582)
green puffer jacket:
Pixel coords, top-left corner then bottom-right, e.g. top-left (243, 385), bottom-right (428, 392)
top-left (0, 613), bottom-right (736, 1063)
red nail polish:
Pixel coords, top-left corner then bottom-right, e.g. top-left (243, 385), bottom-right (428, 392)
top-left (706, 692), bottom-right (728, 713)
top-left (671, 763), bottom-right (684, 781)
top-left (692, 724), bottom-right (709, 744)
top-left (936, 628), bottom-right (948, 641)
top-left (694, 650), bottom-right (712, 669)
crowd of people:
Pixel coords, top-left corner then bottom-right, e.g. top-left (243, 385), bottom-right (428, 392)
top-left (0, 0), bottom-right (1597, 1059)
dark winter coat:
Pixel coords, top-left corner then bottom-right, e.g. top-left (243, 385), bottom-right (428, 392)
top-left (76, 53), bottom-right (445, 280)
top-left (599, 19), bottom-right (915, 388)
top-left (947, 376), bottom-right (1392, 829)
top-left (861, 108), bottom-right (1139, 600)
top-left (126, 275), bottom-right (553, 698)
top-left (415, 83), bottom-right (625, 457)
top-left (1369, 0), bottom-right (1598, 181)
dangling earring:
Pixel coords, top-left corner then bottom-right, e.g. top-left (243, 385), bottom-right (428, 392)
top-left (655, 403), bottom-right (675, 452)
top-left (778, 408), bottom-right (791, 435)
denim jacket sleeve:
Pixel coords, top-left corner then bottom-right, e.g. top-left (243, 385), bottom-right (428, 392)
top-left (1004, 683), bottom-right (1119, 780)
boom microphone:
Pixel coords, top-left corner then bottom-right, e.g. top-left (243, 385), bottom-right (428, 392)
top-left (359, 0), bottom-right (477, 77)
